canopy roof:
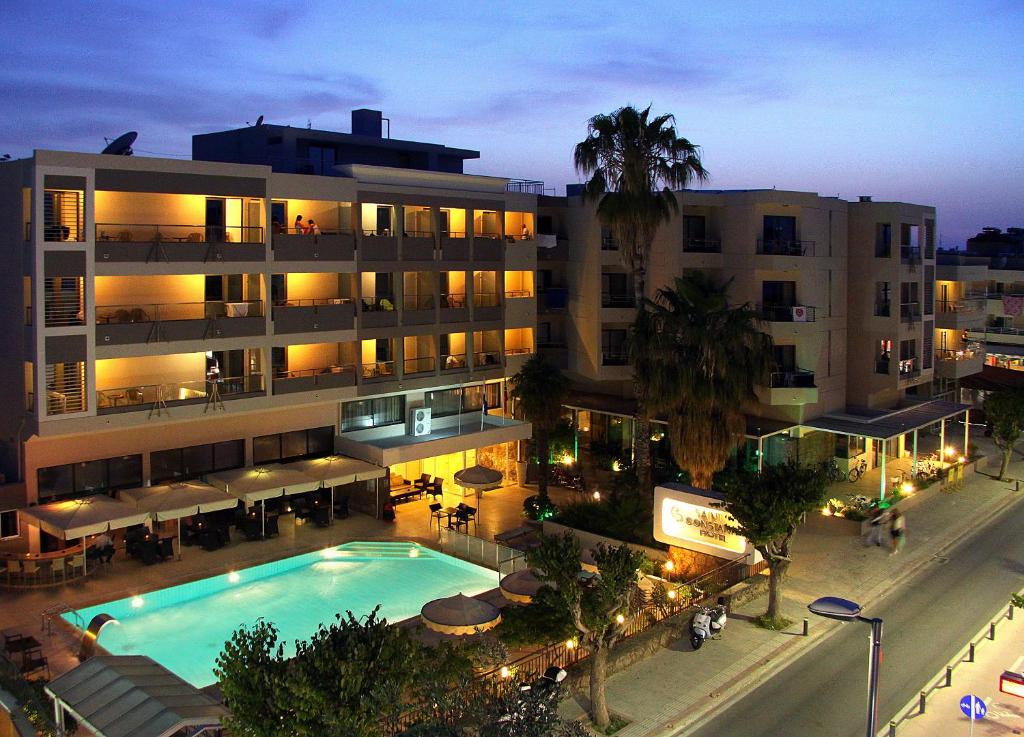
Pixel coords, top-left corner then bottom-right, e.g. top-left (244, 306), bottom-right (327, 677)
top-left (20, 497), bottom-right (150, 539)
top-left (453, 465), bottom-right (503, 491)
top-left (119, 481), bottom-right (237, 521)
top-left (499, 569), bottom-right (545, 604)
top-left (801, 400), bottom-right (971, 441)
top-left (280, 454), bottom-right (385, 487)
top-left (45, 655), bottom-right (226, 737)
top-left (420, 593), bottom-right (501, 636)
top-left (206, 465), bottom-right (320, 504)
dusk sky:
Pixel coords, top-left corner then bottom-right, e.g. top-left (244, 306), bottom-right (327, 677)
top-left (3, 1), bottom-right (1021, 246)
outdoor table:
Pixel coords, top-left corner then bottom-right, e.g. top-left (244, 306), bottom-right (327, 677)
top-left (6, 636), bottom-right (40, 661)
top-left (441, 506), bottom-right (459, 529)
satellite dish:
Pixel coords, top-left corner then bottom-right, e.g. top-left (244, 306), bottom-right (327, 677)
top-left (101, 131), bottom-right (137, 156)
top-left (255, 115), bottom-right (264, 127)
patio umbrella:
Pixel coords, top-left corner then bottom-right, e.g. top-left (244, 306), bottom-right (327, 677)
top-left (420, 593), bottom-right (501, 635)
top-left (19, 497), bottom-right (151, 575)
top-left (207, 465), bottom-right (320, 537)
top-left (453, 465), bottom-right (503, 491)
top-left (499, 569), bottom-right (545, 604)
top-left (280, 456), bottom-right (385, 521)
top-left (120, 481), bottom-right (237, 559)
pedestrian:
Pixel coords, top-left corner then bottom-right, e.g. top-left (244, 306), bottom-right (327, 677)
top-left (890, 508), bottom-right (906, 554)
top-left (865, 506), bottom-right (888, 547)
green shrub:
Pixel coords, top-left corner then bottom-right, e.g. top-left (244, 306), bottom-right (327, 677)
top-left (495, 586), bottom-right (575, 648)
top-left (523, 495), bottom-right (557, 521)
top-left (554, 492), bottom-right (660, 548)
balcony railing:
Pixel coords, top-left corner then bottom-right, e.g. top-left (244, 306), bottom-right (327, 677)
top-left (900, 302), bottom-right (922, 322)
top-left (361, 295), bottom-right (397, 312)
top-left (977, 325), bottom-right (1024, 336)
top-left (937, 299), bottom-right (985, 313)
top-left (404, 356), bottom-right (436, 375)
top-left (601, 234), bottom-right (618, 251)
top-left (474, 351), bottom-right (502, 367)
top-left (362, 228), bottom-right (394, 237)
top-left (403, 230), bottom-right (434, 239)
top-left (602, 352), bottom-right (629, 366)
top-left (96, 223), bottom-right (264, 243)
top-left (875, 358), bottom-right (890, 374)
top-left (272, 365), bottom-right (357, 393)
top-left (759, 304), bottom-right (816, 322)
top-left (441, 354), bottom-right (468, 371)
top-left (505, 346), bottom-right (532, 356)
top-left (475, 232), bottom-right (502, 240)
top-left (473, 293), bottom-right (500, 308)
top-left (899, 361), bottom-right (921, 379)
top-left (875, 302), bottom-right (891, 317)
top-left (97, 374), bottom-right (265, 410)
top-left (683, 238), bottom-right (722, 253)
top-left (900, 246), bottom-right (922, 264)
top-left (274, 298), bottom-right (351, 307)
top-left (601, 294), bottom-right (635, 308)
top-left (440, 231), bottom-right (467, 239)
top-left (97, 300), bottom-right (263, 323)
top-left (506, 179), bottom-right (546, 194)
top-left (539, 288), bottom-right (568, 310)
top-left (756, 239), bottom-right (814, 256)
top-left (936, 348), bottom-right (981, 362)
top-left (769, 369), bottom-right (815, 388)
top-left (504, 289), bottom-right (533, 299)
top-left (44, 294), bottom-right (85, 327)
top-left (403, 294), bottom-right (435, 311)
top-left (441, 293), bottom-right (467, 309)
top-left (361, 360), bottom-right (396, 379)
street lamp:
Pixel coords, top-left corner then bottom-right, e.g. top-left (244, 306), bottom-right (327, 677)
top-left (808, 596), bottom-right (883, 737)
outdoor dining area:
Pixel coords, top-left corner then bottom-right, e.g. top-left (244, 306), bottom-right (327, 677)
top-left (1, 455), bottom-right (387, 588)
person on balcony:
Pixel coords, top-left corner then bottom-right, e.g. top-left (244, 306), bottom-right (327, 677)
top-left (293, 214), bottom-right (306, 234)
top-left (306, 219), bottom-right (320, 235)
top-left (521, 223), bottom-right (530, 240)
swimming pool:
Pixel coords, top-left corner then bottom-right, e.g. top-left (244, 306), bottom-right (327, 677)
top-left (65, 541), bottom-right (498, 687)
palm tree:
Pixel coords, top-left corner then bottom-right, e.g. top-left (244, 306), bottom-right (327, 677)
top-left (574, 105), bottom-right (708, 494)
top-left (633, 272), bottom-right (773, 489)
top-left (509, 354), bottom-right (571, 503)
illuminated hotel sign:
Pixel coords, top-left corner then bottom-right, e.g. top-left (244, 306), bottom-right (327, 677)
top-left (653, 484), bottom-right (757, 561)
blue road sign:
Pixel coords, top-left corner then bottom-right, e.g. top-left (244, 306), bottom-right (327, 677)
top-left (959, 694), bottom-right (987, 719)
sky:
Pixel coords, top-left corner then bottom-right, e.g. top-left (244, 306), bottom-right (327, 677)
top-left (2, 1), bottom-right (1022, 246)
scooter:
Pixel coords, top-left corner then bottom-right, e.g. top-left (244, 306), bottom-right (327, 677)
top-left (690, 598), bottom-right (728, 650)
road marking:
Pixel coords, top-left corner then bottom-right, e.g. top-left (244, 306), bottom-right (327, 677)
top-left (1012, 655), bottom-right (1024, 672)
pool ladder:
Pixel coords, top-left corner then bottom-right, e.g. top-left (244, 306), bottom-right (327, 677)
top-left (41, 602), bottom-right (83, 636)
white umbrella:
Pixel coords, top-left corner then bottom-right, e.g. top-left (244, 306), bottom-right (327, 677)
top-left (280, 456), bottom-right (385, 521)
top-left (207, 466), bottom-right (320, 537)
top-left (120, 481), bottom-right (237, 559)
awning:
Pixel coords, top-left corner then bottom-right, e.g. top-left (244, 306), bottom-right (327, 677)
top-left (499, 569), bottom-right (544, 604)
top-left (206, 465), bottom-right (320, 504)
top-left (119, 481), bottom-right (237, 521)
top-left (279, 455), bottom-right (385, 487)
top-left (45, 655), bottom-right (226, 737)
top-left (20, 497), bottom-right (150, 540)
top-left (801, 400), bottom-right (972, 441)
top-left (420, 593), bottom-right (501, 636)
top-left (960, 364), bottom-right (1024, 392)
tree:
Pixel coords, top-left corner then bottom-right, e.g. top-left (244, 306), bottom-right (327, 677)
top-left (984, 388), bottom-right (1024, 480)
top-left (632, 272), bottom-right (773, 488)
top-left (528, 532), bottom-right (644, 730)
top-left (719, 460), bottom-right (829, 621)
top-left (214, 619), bottom-right (292, 737)
top-left (574, 105), bottom-right (708, 495)
top-left (509, 353), bottom-right (571, 504)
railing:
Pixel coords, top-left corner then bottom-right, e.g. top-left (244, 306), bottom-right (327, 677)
top-left (97, 374), bottom-right (264, 409)
top-left (362, 228), bottom-right (394, 237)
top-left (45, 362), bottom-right (86, 415)
top-left (539, 288), bottom-right (568, 310)
top-left (403, 230), bottom-right (433, 239)
top-left (900, 246), bottom-right (922, 263)
top-left (474, 231), bottom-right (502, 240)
top-left (361, 295), bottom-right (396, 312)
top-left (403, 294), bottom-right (435, 310)
top-left (505, 347), bottom-right (532, 356)
top-left (505, 179), bottom-right (546, 195)
top-left (45, 190), bottom-right (84, 242)
top-left (936, 348), bottom-right (981, 362)
top-left (361, 360), bottom-right (396, 379)
top-left (601, 293), bottom-right (635, 308)
top-left (440, 293), bottom-right (467, 309)
top-left (759, 304), bottom-right (816, 322)
top-left (97, 299), bottom-right (264, 323)
top-left (504, 289), bottom-right (533, 299)
top-left (937, 299), bottom-right (984, 313)
top-left (978, 325), bottom-right (1024, 336)
top-left (770, 369), bottom-right (816, 388)
top-left (875, 302), bottom-right (891, 317)
top-left (601, 234), bottom-right (618, 251)
top-left (403, 356), bottom-right (436, 375)
top-left (274, 297), bottom-right (351, 307)
top-left (438, 528), bottom-right (527, 574)
top-left (898, 360), bottom-right (920, 378)
top-left (473, 293), bottom-right (500, 308)
top-left (900, 302), bottom-right (921, 322)
top-left (441, 354), bottom-right (468, 370)
top-left (96, 223), bottom-right (264, 243)
top-left (756, 239), bottom-right (814, 256)
top-left (275, 227), bottom-right (352, 236)
top-left (275, 365), bottom-right (356, 379)
top-left (505, 234), bottom-right (534, 242)
top-left (474, 351), bottom-right (502, 367)
top-left (875, 241), bottom-right (891, 258)
top-left (876, 358), bottom-right (890, 374)
top-left (44, 289), bottom-right (85, 326)
top-left (602, 352), bottom-right (629, 366)
top-left (683, 238), bottom-right (722, 253)
top-left (440, 231), bottom-right (467, 239)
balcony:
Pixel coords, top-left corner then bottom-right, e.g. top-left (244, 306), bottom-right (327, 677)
top-left (935, 299), bottom-right (986, 330)
top-left (441, 233), bottom-right (470, 261)
top-left (760, 369), bottom-right (818, 405)
top-left (402, 294), bottom-right (437, 326)
top-left (473, 236), bottom-right (502, 262)
top-left (473, 351), bottom-right (503, 372)
top-left (97, 374), bottom-right (265, 414)
top-left (359, 297), bottom-right (398, 329)
top-left (273, 299), bottom-right (355, 335)
top-left (602, 352), bottom-right (629, 367)
top-left (271, 231), bottom-right (355, 262)
top-left (441, 353), bottom-right (469, 373)
top-left (898, 360), bottom-right (921, 380)
top-left (966, 326), bottom-right (1024, 346)
top-left (935, 348), bottom-right (984, 380)
top-left (683, 238), bottom-right (722, 254)
top-left (601, 294), bottom-right (635, 309)
top-left (44, 282), bottom-right (85, 327)
top-left (538, 343), bottom-right (568, 369)
top-left (403, 356), bottom-right (436, 376)
top-left (539, 287), bottom-right (568, 311)
top-left (756, 239), bottom-right (815, 256)
top-left (473, 293), bottom-right (502, 322)
top-left (440, 293), bottom-right (469, 323)
top-left (95, 224), bottom-right (265, 263)
top-left (899, 302), bottom-right (921, 323)
top-left (361, 360), bottom-right (397, 382)
top-left (900, 246), bottom-right (922, 264)
top-left (402, 231), bottom-right (436, 261)
top-left (875, 358), bottom-right (890, 375)
top-left (759, 304), bottom-right (816, 322)
top-left (96, 300), bottom-right (265, 345)
top-left (272, 365), bottom-right (357, 394)
top-left (601, 234), bottom-right (618, 251)
top-left (537, 236), bottom-right (568, 261)
top-left (874, 302), bottom-right (891, 317)
top-left (359, 231), bottom-right (398, 261)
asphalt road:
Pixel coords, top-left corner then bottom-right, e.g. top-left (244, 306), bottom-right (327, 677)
top-left (685, 499), bottom-right (1024, 737)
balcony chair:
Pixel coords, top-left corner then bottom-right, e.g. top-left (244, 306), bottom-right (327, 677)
top-left (187, 232), bottom-right (203, 242)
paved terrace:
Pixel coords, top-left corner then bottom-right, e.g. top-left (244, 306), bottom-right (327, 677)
top-left (0, 484), bottom-right (578, 681)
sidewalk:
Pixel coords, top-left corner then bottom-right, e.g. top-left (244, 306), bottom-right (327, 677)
top-left (561, 444), bottom-right (1024, 736)
top-left (894, 604), bottom-right (1024, 736)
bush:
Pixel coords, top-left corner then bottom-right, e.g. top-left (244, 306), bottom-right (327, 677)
top-left (495, 586), bottom-right (575, 648)
top-left (554, 493), bottom-right (660, 548)
top-left (523, 495), bottom-right (557, 521)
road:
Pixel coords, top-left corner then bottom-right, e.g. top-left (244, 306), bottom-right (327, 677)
top-left (685, 499), bottom-right (1024, 737)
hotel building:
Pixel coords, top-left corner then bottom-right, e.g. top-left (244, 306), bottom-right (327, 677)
top-left (0, 111), bottom-right (540, 551)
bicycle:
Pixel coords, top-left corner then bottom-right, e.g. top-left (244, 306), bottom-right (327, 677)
top-left (825, 459), bottom-right (846, 483)
top-left (847, 458), bottom-right (868, 483)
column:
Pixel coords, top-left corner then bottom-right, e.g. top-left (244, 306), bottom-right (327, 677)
top-left (757, 437), bottom-right (764, 473)
top-left (939, 418), bottom-right (946, 459)
top-left (879, 439), bottom-right (887, 500)
top-left (964, 409), bottom-right (971, 458)
top-left (912, 429), bottom-right (919, 477)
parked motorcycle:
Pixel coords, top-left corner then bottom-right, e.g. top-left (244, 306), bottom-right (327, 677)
top-left (690, 598), bottom-right (728, 650)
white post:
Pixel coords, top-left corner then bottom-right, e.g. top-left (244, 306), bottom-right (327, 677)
top-left (177, 517), bottom-right (182, 560)
top-left (879, 440), bottom-right (887, 500)
top-left (964, 409), bottom-right (971, 457)
top-left (757, 437), bottom-right (764, 473)
top-left (261, 499), bottom-right (265, 538)
top-left (912, 429), bottom-right (919, 478)
top-left (940, 418), bottom-right (946, 459)
top-left (82, 536), bottom-right (87, 576)
top-left (330, 486), bottom-right (335, 523)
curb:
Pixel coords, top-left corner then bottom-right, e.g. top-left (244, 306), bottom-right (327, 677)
top-left (656, 486), bottom-right (1024, 737)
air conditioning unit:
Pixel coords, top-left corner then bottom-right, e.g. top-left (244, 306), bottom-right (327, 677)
top-left (409, 407), bottom-right (432, 437)
top-left (792, 306), bottom-right (809, 322)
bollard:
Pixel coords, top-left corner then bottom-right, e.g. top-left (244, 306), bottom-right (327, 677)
top-left (991, 622), bottom-right (997, 640)
top-left (1010, 605), bottom-right (1015, 621)
top-left (946, 666), bottom-right (953, 687)
top-left (889, 720), bottom-right (897, 736)
top-left (969, 643), bottom-right (975, 662)
top-left (803, 617), bottom-right (809, 637)
top-left (919, 691), bottom-right (927, 714)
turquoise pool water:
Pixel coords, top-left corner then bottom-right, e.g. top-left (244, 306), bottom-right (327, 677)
top-left (65, 541), bottom-right (497, 687)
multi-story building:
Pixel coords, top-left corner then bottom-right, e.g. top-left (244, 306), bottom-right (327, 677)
top-left (0, 111), bottom-right (540, 552)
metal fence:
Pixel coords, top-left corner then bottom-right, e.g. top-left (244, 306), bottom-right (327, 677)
top-left (438, 528), bottom-right (528, 577)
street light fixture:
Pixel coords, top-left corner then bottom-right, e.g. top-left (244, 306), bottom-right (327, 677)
top-left (808, 596), bottom-right (883, 737)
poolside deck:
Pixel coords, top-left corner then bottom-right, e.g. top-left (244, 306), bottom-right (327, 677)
top-left (0, 483), bottom-right (577, 682)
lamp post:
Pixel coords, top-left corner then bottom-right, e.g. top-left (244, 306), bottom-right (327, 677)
top-left (808, 596), bottom-right (883, 737)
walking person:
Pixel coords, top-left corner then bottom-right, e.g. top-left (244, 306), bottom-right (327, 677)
top-left (865, 506), bottom-right (888, 547)
top-left (889, 507), bottom-right (906, 554)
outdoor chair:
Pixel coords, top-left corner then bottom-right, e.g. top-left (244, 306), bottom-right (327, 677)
top-left (413, 474), bottom-right (432, 492)
top-left (429, 503), bottom-right (444, 529)
top-left (20, 652), bottom-right (49, 680)
top-left (186, 232), bottom-right (203, 242)
top-left (333, 494), bottom-right (350, 520)
top-left (457, 504), bottom-right (478, 531)
top-left (141, 543), bottom-right (160, 566)
top-left (242, 519), bottom-right (262, 541)
top-left (451, 508), bottom-right (470, 532)
top-left (20, 560), bottom-right (39, 585)
top-left (200, 530), bottom-right (223, 551)
top-left (158, 538), bottom-right (174, 561)
top-left (216, 525), bottom-right (231, 546)
top-left (265, 515), bottom-right (280, 538)
top-left (314, 506), bottom-right (331, 528)
top-left (3, 631), bottom-right (25, 655)
top-left (429, 478), bottom-right (444, 500)
top-left (4, 560), bottom-right (20, 584)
